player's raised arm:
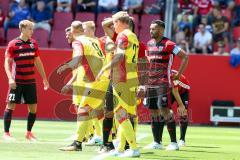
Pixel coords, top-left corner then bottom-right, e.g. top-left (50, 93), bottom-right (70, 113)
top-left (102, 17), bottom-right (115, 39)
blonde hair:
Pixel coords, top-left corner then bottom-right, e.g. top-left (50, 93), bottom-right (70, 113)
top-left (112, 11), bottom-right (130, 24)
top-left (71, 21), bottom-right (84, 32)
top-left (19, 20), bottom-right (34, 31)
top-left (83, 21), bottom-right (95, 31)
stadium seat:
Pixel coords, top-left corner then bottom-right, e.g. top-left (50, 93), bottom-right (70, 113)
top-left (0, 28), bottom-right (4, 45)
top-left (213, 42), bottom-right (230, 52)
top-left (53, 12), bottom-right (73, 30)
top-left (32, 29), bottom-right (49, 48)
top-left (236, 0), bottom-right (240, 5)
top-left (75, 12), bottom-right (95, 22)
top-left (221, 9), bottom-right (231, 21)
top-left (96, 13), bottom-right (112, 25)
top-left (139, 14), bottom-right (160, 43)
top-left (6, 29), bottom-right (49, 47)
top-left (0, 1), bottom-right (9, 15)
top-left (95, 27), bottom-right (105, 37)
top-left (141, 14), bottom-right (160, 27)
top-left (7, 28), bottom-right (20, 42)
top-left (225, 43), bottom-right (230, 52)
top-left (50, 30), bottom-right (71, 49)
top-left (143, 0), bottom-right (156, 7)
top-left (95, 13), bottom-right (139, 37)
top-left (95, 13), bottom-right (112, 37)
top-left (130, 14), bottom-right (140, 37)
top-left (139, 27), bottom-right (149, 44)
top-left (233, 26), bottom-right (240, 41)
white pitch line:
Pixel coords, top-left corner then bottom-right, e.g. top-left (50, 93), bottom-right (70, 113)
top-left (0, 140), bottom-right (67, 145)
top-left (90, 133), bottom-right (148, 160)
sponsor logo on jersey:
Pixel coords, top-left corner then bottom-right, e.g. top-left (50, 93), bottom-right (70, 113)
top-left (19, 52), bottom-right (35, 57)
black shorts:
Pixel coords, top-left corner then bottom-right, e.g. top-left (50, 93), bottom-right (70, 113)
top-left (105, 81), bottom-right (114, 112)
top-left (143, 87), bottom-right (171, 109)
top-left (171, 91), bottom-right (189, 109)
top-left (7, 83), bottom-right (37, 104)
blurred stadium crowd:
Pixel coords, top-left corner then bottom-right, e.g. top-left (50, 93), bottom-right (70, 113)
top-left (0, 0), bottom-right (240, 56)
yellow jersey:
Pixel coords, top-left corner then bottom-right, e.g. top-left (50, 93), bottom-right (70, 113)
top-left (112, 29), bottom-right (139, 85)
top-left (75, 36), bottom-right (105, 82)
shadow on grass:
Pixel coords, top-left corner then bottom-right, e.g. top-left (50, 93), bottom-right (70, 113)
top-left (186, 145), bottom-right (220, 149)
top-left (141, 152), bottom-right (195, 160)
top-left (181, 150), bottom-right (222, 154)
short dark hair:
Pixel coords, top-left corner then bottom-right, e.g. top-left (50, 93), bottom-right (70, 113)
top-left (214, 6), bottom-right (221, 12)
top-left (129, 17), bottom-right (135, 33)
top-left (199, 23), bottom-right (205, 27)
top-left (65, 27), bottom-right (71, 32)
top-left (151, 20), bottom-right (165, 29)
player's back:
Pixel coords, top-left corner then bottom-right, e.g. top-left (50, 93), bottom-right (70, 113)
top-left (113, 29), bottom-right (139, 84)
top-left (76, 36), bottom-right (105, 82)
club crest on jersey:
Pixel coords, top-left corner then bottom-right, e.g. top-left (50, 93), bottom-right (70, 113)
top-left (29, 43), bottom-right (34, 49)
top-left (162, 96), bottom-right (167, 102)
top-left (158, 46), bottom-right (163, 52)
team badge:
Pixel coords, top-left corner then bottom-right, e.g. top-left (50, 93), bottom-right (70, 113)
top-left (162, 96), bottom-right (167, 102)
top-left (29, 43), bottom-right (34, 49)
top-left (158, 46), bottom-right (163, 52)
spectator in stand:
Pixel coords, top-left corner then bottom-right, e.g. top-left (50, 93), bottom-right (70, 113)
top-left (0, 7), bottom-right (5, 27)
top-left (122, 0), bottom-right (143, 14)
top-left (97, 0), bottom-right (118, 13)
top-left (201, 16), bottom-right (212, 32)
top-left (213, 0), bottom-right (235, 10)
top-left (178, 39), bottom-right (190, 53)
top-left (230, 38), bottom-right (240, 55)
top-left (144, 0), bottom-right (165, 14)
top-left (232, 5), bottom-right (240, 27)
top-left (56, 0), bottom-right (71, 12)
top-left (177, 12), bottom-right (192, 32)
top-left (9, 0), bottom-right (20, 8)
top-left (210, 6), bottom-right (229, 44)
top-left (31, 0), bottom-right (52, 33)
top-left (230, 38), bottom-right (240, 67)
top-left (4, 0), bottom-right (31, 38)
top-left (31, 0), bottom-right (56, 13)
top-left (175, 26), bottom-right (192, 47)
top-left (213, 41), bottom-right (229, 55)
top-left (76, 0), bottom-right (96, 12)
top-left (193, 23), bottom-right (212, 54)
top-left (193, 0), bottom-right (214, 30)
top-left (177, 0), bottom-right (195, 23)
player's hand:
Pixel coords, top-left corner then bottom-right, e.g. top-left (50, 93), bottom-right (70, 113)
top-left (96, 69), bottom-right (104, 81)
top-left (61, 85), bottom-right (71, 94)
top-left (9, 79), bottom-right (16, 90)
top-left (137, 85), bottom-right (146, 98)
top-left (173, 73), bottom-right (180, 80)
top-left (177, 104), bottom-right (186, 116)
top-left (43, 79), bottom-right (49, 90)
top-left (57, 64), bottom-right (68, 74)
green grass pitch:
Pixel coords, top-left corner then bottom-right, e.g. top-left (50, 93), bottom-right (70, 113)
top-left (0, 120), bottom-right (239, 160)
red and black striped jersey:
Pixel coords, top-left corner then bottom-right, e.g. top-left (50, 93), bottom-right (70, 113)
top-left (5, 37), bottom-right (40, 84)
top-left (171, 70), bottom-right (190, 94)
top-left (146, 37), bottom-right (181, 86)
